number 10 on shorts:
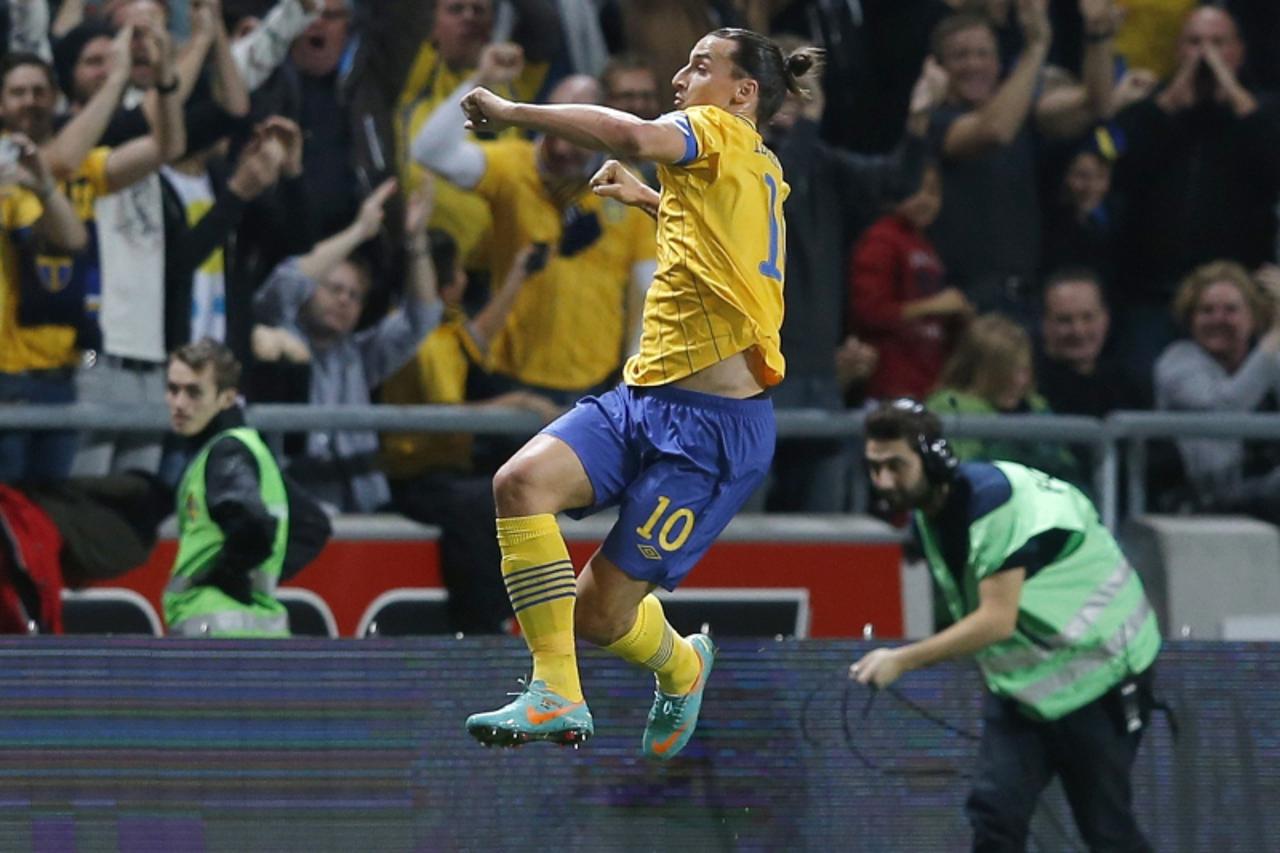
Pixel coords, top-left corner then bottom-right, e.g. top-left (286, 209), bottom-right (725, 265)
top-left (636, 496), bottom-right (696, 553)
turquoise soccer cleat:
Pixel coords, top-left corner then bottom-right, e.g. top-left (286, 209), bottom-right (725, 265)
top-left (642, 633), bottom-right (716, 760)
top-left (466, 679), bottom-right (594, 747)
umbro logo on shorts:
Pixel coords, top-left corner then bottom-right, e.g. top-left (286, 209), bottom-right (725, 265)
top-left (637, 544), bottom-right (663, 561)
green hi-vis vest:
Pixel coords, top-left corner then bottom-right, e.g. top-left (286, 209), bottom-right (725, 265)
top-left (164, 427), bottom-right (290, 638)
top-left (916, 461), bottom-right (1160, 721)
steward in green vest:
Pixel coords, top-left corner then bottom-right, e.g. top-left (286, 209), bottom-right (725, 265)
top-left (852, 399), bottom-right (1160, 852)
top-left (162, 340), bottom-right (290, 638)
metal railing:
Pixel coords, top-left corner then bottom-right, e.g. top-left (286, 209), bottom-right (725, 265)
top-left (3, 404), bottom-right (1279, 529)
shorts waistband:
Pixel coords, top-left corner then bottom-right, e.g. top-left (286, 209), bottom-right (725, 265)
top-left (630, 383), bottom-right (774, 417)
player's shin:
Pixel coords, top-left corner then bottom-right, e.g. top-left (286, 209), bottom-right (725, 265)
top-left (604, 593), bottom-right (701, 694)
top-left (497, 514), bottom-right (583, 701)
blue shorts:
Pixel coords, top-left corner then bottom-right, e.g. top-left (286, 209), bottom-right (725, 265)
top-left (543, 383), bottom-right (776, 589)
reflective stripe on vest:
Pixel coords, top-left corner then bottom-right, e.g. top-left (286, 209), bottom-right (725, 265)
top-left (990, 599), bottom-right (1156, 708)
top-left (169, 609), bottom-right (289, 637)
top-left (165, 568), bottom-right (278, 597)
top-left (982, 560), bottom-right (1138, 675)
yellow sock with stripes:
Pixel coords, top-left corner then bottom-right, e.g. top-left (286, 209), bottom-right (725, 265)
top-left (604, 594), bottom-right (701, 695)
top-left (497, 514), bottom-right (582, 702)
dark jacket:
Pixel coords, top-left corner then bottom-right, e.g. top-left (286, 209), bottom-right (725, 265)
top-left (1112, 94), bottom-right (1280, 305)
top-left (160, 163), bottom-right (312, 361)
top-left (771, 117), bottom-right (927, 384)
top-left (179, 408), bottom-right (331, 599)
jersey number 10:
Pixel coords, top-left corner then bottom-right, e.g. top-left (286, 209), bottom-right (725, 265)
top-left (757, 174), bottom-right (785, 282)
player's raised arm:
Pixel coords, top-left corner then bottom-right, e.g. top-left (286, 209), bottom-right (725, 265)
top-left (460, 88), bottom-right (691, 165)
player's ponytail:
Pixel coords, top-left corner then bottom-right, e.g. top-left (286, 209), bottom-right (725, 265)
top-left (711, 28), bottom-right (825, 125)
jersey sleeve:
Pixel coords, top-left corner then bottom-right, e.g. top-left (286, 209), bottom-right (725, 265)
top-left (79, 147), bottom-right (112, 196)
top-left (472, 139), bottom-right (524, 201)
top-left (0, 187), bottom-right (44, 231)
top-left (666, 106), bottom-right (731, 171)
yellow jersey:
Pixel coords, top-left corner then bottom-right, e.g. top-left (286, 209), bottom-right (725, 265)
top-left (474, 139), bottom-right (657, 392)
top-left (0, 147), bottom-right (111, 373)
top-left (396, 42), bottom-right (548, 266)
top-left (379, 308), bottom-right (484, 477)
top-left (625, 105), bottom-right (788, 388)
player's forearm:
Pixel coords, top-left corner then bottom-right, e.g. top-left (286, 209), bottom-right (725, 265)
top-left (896, 608), bottom-right (1013, 673)
top-left (505, 102), bottom-right (648, 158)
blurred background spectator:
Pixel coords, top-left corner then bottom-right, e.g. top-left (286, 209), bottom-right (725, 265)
top-left (411, 69), bottom-right (656, 411)
top-left (1108, 5), bottom-right (1280, 376)
top-left (849, 163), bottom-right (969, 403)
top-left (1041, 144), bottom-right (1117, 287)
top-left (1155, 261), bottom-right (1280, 524)
top-left (927, 312), bottom-right (1084, 485)
top-left (924, 0), bottom-right (1117, 321)
top-left (252, 178), bottom-right (441, 512)
top-left (1036, 267), bottom-right (1148, 418)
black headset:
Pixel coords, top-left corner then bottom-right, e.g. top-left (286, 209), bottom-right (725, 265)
top-left (882, 398), bottom-right (958, 485)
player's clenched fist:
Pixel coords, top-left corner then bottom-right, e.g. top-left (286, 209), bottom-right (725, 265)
top-left (461, 87), bottom-right (514, 132)
top-left (590, 160), bottom-right (649, 207)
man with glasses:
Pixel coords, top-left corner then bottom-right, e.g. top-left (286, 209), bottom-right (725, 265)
top-left (253, 178), bottom-right (442, 511)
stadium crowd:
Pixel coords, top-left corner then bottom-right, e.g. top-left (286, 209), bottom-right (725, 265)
top-left (1, 0), bottom-right (1279, 631)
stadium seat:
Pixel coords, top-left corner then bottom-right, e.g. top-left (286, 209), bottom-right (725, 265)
top-left (657, 589), bottom-right (810, 638)
top-left (1122, 515), bottom-right (1280, 638)
top-left (357, 589), bottom-right (451, 637)
top-left (61, 589), bottom-right (163, 636)
top-left (277, 588), bottom-right (338, 638)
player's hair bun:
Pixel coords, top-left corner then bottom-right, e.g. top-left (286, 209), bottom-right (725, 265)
top-left (784, 48), bottom-right (824, 82)
top-left (783, 47), bottom-right (825, 96)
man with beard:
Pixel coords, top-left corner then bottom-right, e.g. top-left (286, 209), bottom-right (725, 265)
top-left (411, 63), bottom-right (657, 405)
top-left (852, 398), bottom-right (1160, 851)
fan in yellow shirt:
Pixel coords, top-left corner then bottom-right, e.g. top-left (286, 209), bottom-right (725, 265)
top-left (454, 30), bottom-right (824, 760)
top-left (411, 72), bottom-right (658, 397)
top-left (396, 0), bottom-right (554, 265)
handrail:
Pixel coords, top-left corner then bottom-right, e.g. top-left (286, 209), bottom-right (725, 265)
top-left (4, 404), bottom-right (1279, 530)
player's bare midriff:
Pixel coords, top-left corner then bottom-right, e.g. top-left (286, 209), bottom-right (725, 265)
top-left (671, 350), bottom-right (765, 399)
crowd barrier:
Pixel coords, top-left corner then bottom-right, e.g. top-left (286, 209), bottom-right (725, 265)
top-left (7, 403), bottom-right (1280, 528)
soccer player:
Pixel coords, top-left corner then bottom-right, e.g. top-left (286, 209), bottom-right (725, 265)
top-left (460, 30), bottom-right (822, 758)
top-left (852, 399), bottom-right (1160, 849)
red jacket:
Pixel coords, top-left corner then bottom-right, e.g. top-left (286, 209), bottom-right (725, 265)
top-left (848, 214), bottom-right (953, 400)
top-left (0, 486), bottom-right (64, 634)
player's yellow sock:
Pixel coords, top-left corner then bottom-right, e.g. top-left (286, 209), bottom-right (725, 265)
top-left (497, 514), bottom-right (582, 702)
top-left (605, 594), bottom-right (701, 695)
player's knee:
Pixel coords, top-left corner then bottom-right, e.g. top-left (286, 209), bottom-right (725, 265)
top-left (492, 456), bottom-right (544, 516)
